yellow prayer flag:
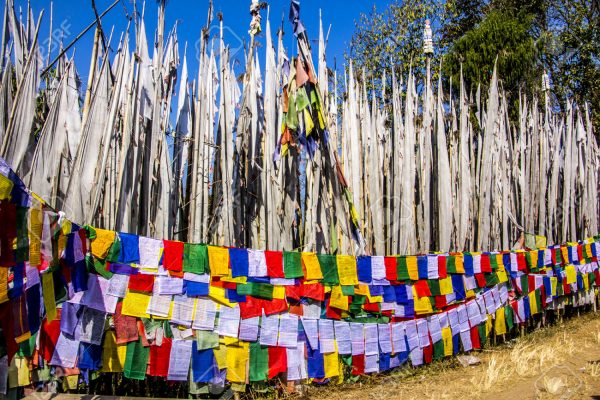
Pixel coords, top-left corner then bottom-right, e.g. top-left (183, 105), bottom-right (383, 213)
top-left (102, 331), bottom-right (126, 372)
top-left (8, 356), bottom-right (30, 388)
top-left (439, 277), bottom-right (453, 295)
top-left (272, 286), bottom-right (286, 300)
top-left (455, 255), bottom-right (465, 274)
top-left (207, 246), bottom-right (230, 277)
top-left (551, 277), bottom-right (558, 296)
top-left (209, 285), bottom-right (234, 307)
top-left (530, 251), bottom-right (538, 269)
top-left (406, 256), bottom-right (419, 280)
top-left (226, 342), bottom-right (249, 383)
top-left (330, 285), bottom-right (349, 311)
top-left (91, 229), bottom-right (116, 259)
top-left (561, 247), bottom-right (569, 264)
top-left (497, 266), bottom-right (508, 283)
top-left (214, 343), bottom-right (228, 369)
top-left (302, 252), bottom-right (323, 280)
top-left (412, 286), bottom-right (433, 315)
top-left (486, 315), bottom-right (493, 336)
top-left (121, 290), bottom-right (151, 318)
top-left (221, 274), bottom-right (247, 284)
top-left (42, 273), bottom-right (57, 322)
top-left (565, 265), bottom-right (577, 285)
top-left (61, 220), bottom-right (72, 236)
top-left (336, 255), bottom-right (358, 286)
top-left (0, 268), bottom-right (8, 304)
top-left (465, 289), bottom-right (475, 299)
top-left (57, 233), bottom-right (67, 261)
top-left (323, 348), bottom-right (340, 378)
top-left (354, 284), bottom-right (369, 297)
top-left (29, 207), bottom-right (42, 267)
top-left (0, 174), bottom-right (14, 200)
top-left (366, 290), bottom-right (383, 304)
top-left (66, 375), bottom-right (79, 390)
top-left (528, 291), bottom-right (539, 314)
top-left (495, 307), bottom-right (507, 335)
top-left (496, 254), bottom-right (504, 268)
top-left (441, 327), bottom-right (453, 356)
top-left (303, 108), bottom-right (315, 133)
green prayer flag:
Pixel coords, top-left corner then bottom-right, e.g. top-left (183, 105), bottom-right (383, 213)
top-left (341, 285), bottom-right (355, 296)
top-left (525, 252), bottom-right (532, 269)
top-left (184, 243), bottom-right (209, 275)
top-left (504, 306), bottom-right (514, 331)
top-left (318, 254), bottom-right (339, 285)
top-left (485, 272), bottom-right (500, 287)
top-left (477, 324), bottom-right (487, 348)
top-left (286, 94), bottom-right (298, 130)
top-left (106, 238), bottom-right (121, 263)
top-left (15, 207), bottom-right (29, 263)
top-left (489, 254), bottom-right (498, 271)
top-left (433, 339), bottom-right (445, 361)
top-left (91, 256), bottom-right (113, 279)
top-left (295, 87), bottom-right (310, 111)
top-left (17, 334), bottom-right (36, 357)
top-left (520, 275), bottom-right (529, 294)
top-left (555, 248), bottom-right (562, 264)
top-left (283, 251), bottom-right (303, 278)
top-left (428, 280), bottom-right (441, 296)
top-left (396, 256), bottom-right (410, 281)
top-left (238, 283), bottom-right (274, 299)
top-left (83, 225), bottom-right (97, 240)
top-left (124, 338), bottom-right (150, 380)
top-left (196, 330), bottom-right (219, 350)
top-left (446, 256), bottom-right (457, 274)
top-left (249, 342), bottom-right (269, 382)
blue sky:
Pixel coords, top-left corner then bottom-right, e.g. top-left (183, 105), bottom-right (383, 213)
top-left (14, 0), bottom-right (391, 82)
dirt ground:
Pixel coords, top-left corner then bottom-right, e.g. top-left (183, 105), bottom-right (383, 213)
top-left (309, 311), bottom-right (600, 400)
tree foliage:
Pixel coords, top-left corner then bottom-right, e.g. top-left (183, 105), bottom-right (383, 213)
top-left (444, 10), bottom-right (540, 99)
top-left (347, 0), bottom-right (599, 131)
top-left (345, 0), bottom-right (447, 92)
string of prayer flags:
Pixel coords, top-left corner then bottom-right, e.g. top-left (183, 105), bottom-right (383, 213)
top-left (2, 160), bottom-right (600, 393)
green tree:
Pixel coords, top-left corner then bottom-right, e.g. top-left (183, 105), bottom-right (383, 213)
top-left (345, 0), bottom-right (447, 94)
top-left (444, 10), bottom-right (540, 100)
top-left (545, 0), bottom-right (599, 130)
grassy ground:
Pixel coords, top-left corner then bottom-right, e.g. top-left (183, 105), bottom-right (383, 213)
top-left (307, 310), bottom-right (600, 400)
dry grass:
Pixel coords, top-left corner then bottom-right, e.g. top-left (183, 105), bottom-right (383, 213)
top-left (307, 312), bottom-right (600, 400)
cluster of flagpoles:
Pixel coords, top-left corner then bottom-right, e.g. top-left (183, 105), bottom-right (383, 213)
top-left (0, 0), bottom-right (597, 257)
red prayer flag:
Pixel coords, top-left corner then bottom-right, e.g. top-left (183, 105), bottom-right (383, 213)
top-left (128, 273), bottom-right (155, 293)
top-left (351, 354), bottom-right (365, 375)
top-left (148, 337), bottom-right (172, 377)
top-left (265, 251), bottom-right (284, 278)
top-left (300, 283), bottom-right (325, 301)
top-left (470, 326), bottom-right (481, 349)
top-left (262, 298), bottom-right (288, 315)
top-left (414, 280), bottom-right (431, 297)
top-left (423, 342), bottom-right (433, 364)
top-left (434, 295), bottom-right (447, 309)
top-left (481, 254), bottom-right (492, 273)
top-left (239, 296), bottom-right (263, 319)
top-left (163, 240), bottom-right (184, 272)
top-left (268, 347), bottom-right (287, 379)
top-left (437, 256), bottom-right (447, 278)
top-left (384, 257), bottom-right (398, 281)
top-left (474, 273), bottom-right (486, 288)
